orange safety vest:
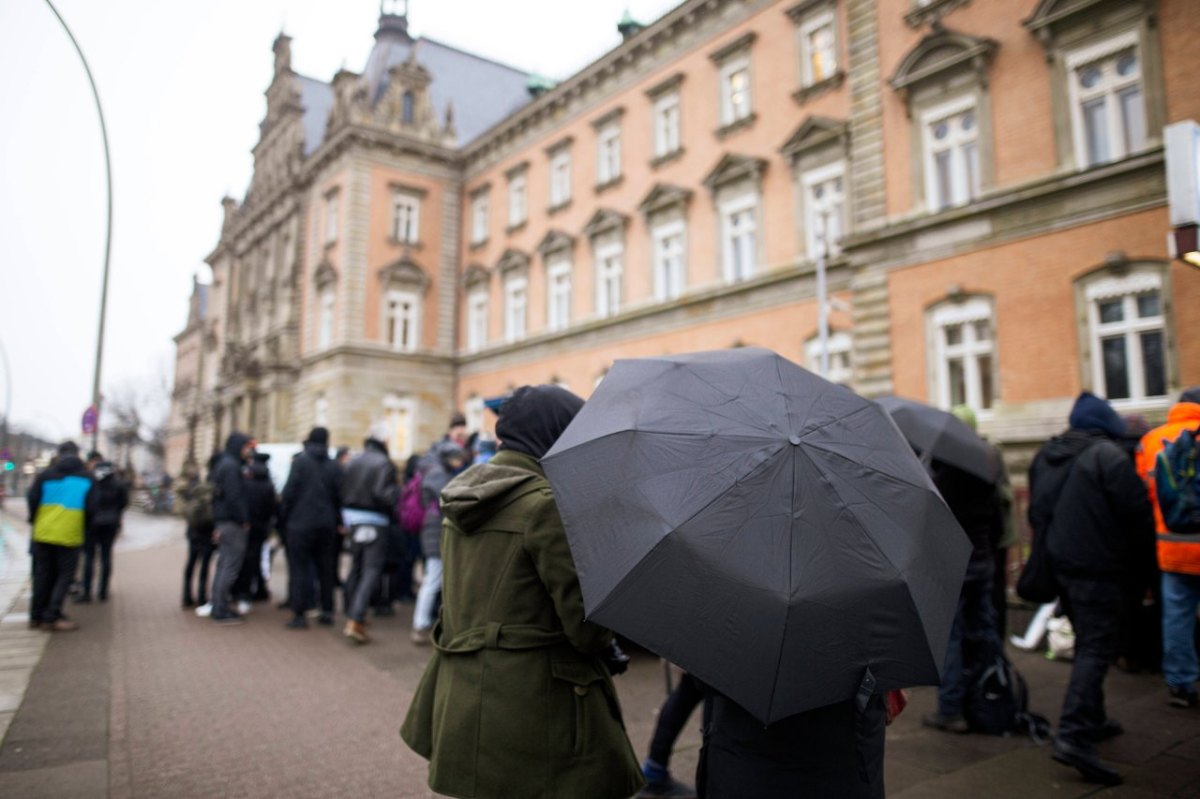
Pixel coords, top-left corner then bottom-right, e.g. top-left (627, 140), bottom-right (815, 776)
top-left (1136, 402), bottom-right (1200, 576)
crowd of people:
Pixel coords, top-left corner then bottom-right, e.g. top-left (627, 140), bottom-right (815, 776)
top-left (15, 381), bottom-right (1200, 798)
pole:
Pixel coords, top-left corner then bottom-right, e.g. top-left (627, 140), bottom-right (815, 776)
top-left (816, 210), bottom-right (830, 379)
top-left (43, 0), bottom-right (113, 454)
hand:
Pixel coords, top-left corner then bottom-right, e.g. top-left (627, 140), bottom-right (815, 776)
top-left (602, 640), bottom-right (630, 677)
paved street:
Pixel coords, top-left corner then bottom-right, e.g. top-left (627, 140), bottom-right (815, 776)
top-left (0, 504), bottom-right (1198, 798)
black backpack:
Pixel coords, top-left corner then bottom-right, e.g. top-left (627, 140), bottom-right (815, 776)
top-left (964, 652), bottom-right (1052, 743)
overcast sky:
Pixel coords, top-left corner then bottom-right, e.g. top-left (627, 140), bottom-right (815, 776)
top-left (0, 0), bottom-right (679, 444)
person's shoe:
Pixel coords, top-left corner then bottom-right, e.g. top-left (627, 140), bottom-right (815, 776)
top-left (317, 613), bottom-right (334, 626)
top-left (304, 608), bottom-right (322, 620)
top-left (182, 596), bottom-right (195, 608)
top-left (276, 599), bottom-right (291, 610)
top-left (372, 604), bottom-right (395, 617)
top-left (922, 712), bottom-right (969, 734)
top-left (1052, 739), bottom-right (1123, 786)
top-left (97, 592), bottom-right (107, 602)
top-left (410, 627), bottom-right (432, 646)
top-left (636, 777), bottom-right (697, 798)
top-left (194, 603), bottom-right (213, 618)
top-left (48, 619), bottom-right (80, 632)
top-left (212, 612), bottom-right (245, 626)
top-left (75, 594), bottom-right (92, 604)
top-left (285, 616), bottom-right (308, 630)
top-left (344, 620), bottom-right (369, 644)
top-left (1168, 685), bottom-right (1199, 709)
top-left (1086, 719), bottom-right (1125, 742)
top-left (236, 600), bottom-right (252, 615)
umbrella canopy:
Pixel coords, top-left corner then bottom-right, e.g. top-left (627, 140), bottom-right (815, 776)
top-left (875, 396), bottom-right (1001, 484)
top-left (542, 348), bottom-right (971, 724)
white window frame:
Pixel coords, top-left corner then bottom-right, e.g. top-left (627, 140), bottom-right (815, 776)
top-left (930, 298), bottom-right (997, 412)
top-left (504, 275), bottom-right (528, 343)
top-left (597, 123), bottom-right (622, 185)
top-left (508, 173), bottom-right (527, 228)
top-left (464, 396), bottom-right (485, 435)
top-left (595, 241), bottom-right (624, 318)
top-left (651, 220), bottom-right (686, 302)
top-left (391, 192), bottom-right (420, 244)
top-left (549, 150), bottom-right (572, 207)
top-left (720, 193), bottom-right (758, 283)
top-left (801, 161), bottom-right (846, 259)
top-left (653, 92), bottom-right (681, 158)
top-left (805, 330), bottom-right (853, 385)
top-left (323, 191), bottom-right (339, 245)
top-left (318, 288), bottom-right (334, 349)
top-left (1085, 270), bottom-right (1167, 403)
top-left (720, 55), bottom-right (752, 126)
top-left (382, 394), bottom-right (416, 459)
top-left (470, 192), bottom-right (489, 244)
top-left (1065, 31), bottom-right (1146, 169)
top-left (798, 10), bottom-right (838, 87)
top-left (921, 95), bottom-right (981, 212)
top-left (383, 289), bottom-right (420, 352)
top-left (314, 394), bottom-right (329, 427)
top-left (467, 288), bottom-right (489, 352)
top-left (546, 255), bottom-right (573, 332)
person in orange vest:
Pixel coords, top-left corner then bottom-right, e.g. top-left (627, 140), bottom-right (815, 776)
top-left (1136, 387), bottom-right (1200, 709)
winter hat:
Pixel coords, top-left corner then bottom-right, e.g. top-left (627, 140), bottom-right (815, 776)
top-left (950, 404), bottom-right (977, 431)
top-left (1180, 386), bottom-right (1200, 405)
top-left (58, 441), bottom-right (80, 457)
top-left (306, 426), bottom-right (330, 446)
top-left (496, 384), bottom-right (585, 461)
top-left (1068, 392), bottom-right (1125, 439)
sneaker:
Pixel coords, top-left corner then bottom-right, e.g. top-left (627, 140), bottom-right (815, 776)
top-left (636, 777), bottom-right (697, 798)
top-left (922, 712), bottom-right (970, 734)
top-left (285, 616), bottom-right (309, 630)
top-left (1168, 685), bottom-right (1199, 709)
top-left (194, 603), bottom-right (213, 618)
top-left (182, 597), bottom-right (195, 608)
top-left (236, 600), bottom-right (252, 615)
top-left (304, 608), bottom-right (322, 620)
top-left (1052, 739), bottom-right (1122, 786)
top-left (344, 620), bottom-right (369, 644)
top-left (48, 619), bottom-right (80, 632)
top-left (1087, 719), bottom-right (1125, 742)
top-left (212, 612), bottom-right (245, 626)
top-left (410, 627), bottom-right (432, 646)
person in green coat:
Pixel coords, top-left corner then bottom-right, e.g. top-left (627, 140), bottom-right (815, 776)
top-left (401, 385), bottom-right (644, 799)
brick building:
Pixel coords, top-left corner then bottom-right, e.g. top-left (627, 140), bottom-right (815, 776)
top-left (168, 0), bottom-right (1200, 479)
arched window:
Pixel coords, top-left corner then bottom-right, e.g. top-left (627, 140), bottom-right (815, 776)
top-left (926, 295), bottom-right (998, 412)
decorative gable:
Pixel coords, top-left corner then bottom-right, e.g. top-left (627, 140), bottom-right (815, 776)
top-left (313, 260), bottom-right (338, 289)
top-left (890, 26), bottom-right (998, 98)
top-left (582, 209), bottom-right (630, 238)
top-left (537, 229), bottom-right (576, 256)
top-left (779, 116), bottom-right (849, 161)
top-left (702, 153), bottom-right (768, 192)
top-left (637, 183), bottom-right (694, 217)
top-left (377, 256), bottom-right (430, 292)
top-left (463, 264), bottom-right (491, 288)
top-left (496, 248), bottom-right (531, 276)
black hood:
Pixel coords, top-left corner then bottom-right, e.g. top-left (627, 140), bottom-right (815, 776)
top-left (224, 432), bottom-right (251, 458)
top-left (496, 384), bottom-right (585, 461)
top-left (248, 460), bottom-right (271, 480)
top-left (1041, 429), bottom-right (1106, 466)
top-left (303, 440), bottom-right (329, 460)
top-left (46, 454), bottom-right (87, 479)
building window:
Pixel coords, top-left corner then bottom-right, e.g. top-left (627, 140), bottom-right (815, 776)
top-left (720, 196), bottom-right (757, 283)
top-left (402, 91), bottom-right (415, 124)
top-left (597, 123), bottom-right (622, 185)
top-left (384, 290), bottom-right (420, 352)
top-left (382, 394), bottom-right (416, 459)
top-left (318, 288), bottom-right (334, 349)
top-left (1086, 271), bottom-right (1166, 401)
top-left (546, 255), bottom-right (572, 332)
top-left (653, 92), bottom-right (681, 158)
top-left (314, 393), bottom-right (329, 426)
top-left (930, 297), bottom-right (996, 411)
top-left (652, 220), bottom-right (686, 302)
top-left (323, 191), bottom-right (339, 245)
top-left (467, 288), bottom-right (488, 352)
top-left (802, 162), bottom-right (845, 259)
top-left (470, 192), bottom-right (489, 244)
top-left (504, 275), bottom-right (527, 343)
top-left (508, 173), bottom-right (527, 228)
top-left (391, 192), bottom-right (420, 244)
top-left (1066, 32), bottom-right (1146, 169)
top-left (805, 330), bottom-right (853, 385)
top-left (923, 97), bottom-right (980, 211)
top-left (799, 10), bottom-right (838, 87)
top-left (720, 56), bottom-right (752, 126)
top-left (465, 396), bottom-right (485, 435)
top-left (595, 242), bottom-right (623, 318)
top-left (549, 149), bottom-right (572, 208)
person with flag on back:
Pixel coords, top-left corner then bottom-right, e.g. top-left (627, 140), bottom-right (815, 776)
top-left (26, 441), bottom-right (95, 631)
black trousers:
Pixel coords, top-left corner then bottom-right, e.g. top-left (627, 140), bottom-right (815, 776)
top-left (649, 672), bottom-right (705, 768)
top-left (1057, 576), bottom-right (1122, 748)
top-left (287, 526), bottom-right (337, 616)
top-left (183, 532), bottom-right (215, 604)
top-left (233, 529), bottom-right (268, 600)
top-left (31, 542), bottom-right (80, 624)
top-left (81, 523), bottom-right (119, 599)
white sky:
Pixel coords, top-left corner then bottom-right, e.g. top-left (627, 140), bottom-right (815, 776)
top-left (0, 0), bottom-right (679, 443)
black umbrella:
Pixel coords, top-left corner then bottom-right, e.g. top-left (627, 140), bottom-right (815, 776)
top-left (542, 348), bottom-right (971, 724)
top-left (875, 396), bottom-right (1001, 484)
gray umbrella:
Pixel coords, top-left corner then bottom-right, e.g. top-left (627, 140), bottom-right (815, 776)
top-left (542, 348), bottom-right (971, 724)
top-left (875, 396), bottom-right (1002, 484)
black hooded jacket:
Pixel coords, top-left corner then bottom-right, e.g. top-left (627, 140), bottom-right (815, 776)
top-left (89, 462), bottom-right (130, 528)
top-left (280, 441), bottom-right (343, 534)
top-left (342, 439), bottom-right (399, 517)
top-left (496, 384), bottom-right (585, 461)
top-left (211, 433), bottom-right (251, 526)
top-left (933, 461), bottom-right (1003, 581)
top-left (1028, 429), bottom-right (1155, 580)
top-left (245, 460), bottom-right (278, 535)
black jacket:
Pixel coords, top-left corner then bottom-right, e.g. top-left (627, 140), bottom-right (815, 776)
top-left (341, 439), bottom-right (399, 518)
top-left (280, 441), bottom-right (342, 533)
top-left (933, 461), bottom-right (1004, 581)
top-left (1029, 429), bottom-right (1155, 581)
top-left (211, 433), bottom-right (251, 526)
top-left (89, 462), bottom-right (129, 528)
top-left (245, 461), bottom-right (278, 535)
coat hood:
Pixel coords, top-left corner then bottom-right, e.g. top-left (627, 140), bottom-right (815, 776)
top-left (224, 432), bottom-right (252, 457)
top-left (1041, 429), bottom-right (1106, 466)
top-left (248, 460), bottom-right (271, 480)
top-left (93, 461), bottom-right (117, 482)
top-left (303, 440), bottom-right (329, 460)
top-left (496, 384), bottom-right (584, 461)
top-left (1068, 392), bottom-right (1125, 439)
top-left (1167, 401), bottom-right (1200, 427)
top-left (440, 453), bottom-right (545, 534)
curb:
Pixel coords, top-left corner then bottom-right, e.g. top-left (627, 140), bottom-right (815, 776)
top-left (0, 502), bottom-right (50, 748)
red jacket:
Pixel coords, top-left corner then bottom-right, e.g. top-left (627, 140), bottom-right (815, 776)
top-left (1136, 402), bottom-right (1200, 576)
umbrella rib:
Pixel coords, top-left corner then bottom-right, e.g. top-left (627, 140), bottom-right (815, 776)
top-left (543, 427), bottom-right (782, 461)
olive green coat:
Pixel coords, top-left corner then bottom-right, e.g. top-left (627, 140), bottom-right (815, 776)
top-left (400, 450), bottom-right (643, 799)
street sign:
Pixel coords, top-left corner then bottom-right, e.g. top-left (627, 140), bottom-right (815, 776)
top-left (82, 405), bottom-right (99, 435)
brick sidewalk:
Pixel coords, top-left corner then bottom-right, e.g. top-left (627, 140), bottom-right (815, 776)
top-left (0, 508), bottom-right (1197, 798)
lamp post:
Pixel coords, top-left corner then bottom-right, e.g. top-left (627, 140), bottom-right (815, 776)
top-left (43, 0), bottom-right (113, 453)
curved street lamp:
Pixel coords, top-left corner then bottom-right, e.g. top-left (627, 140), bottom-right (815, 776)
top-left (43, 0), bottom-right (113, 452)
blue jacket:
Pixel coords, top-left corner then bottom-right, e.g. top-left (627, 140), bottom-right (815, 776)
top-left (27, 455), bottom-right (94, 547)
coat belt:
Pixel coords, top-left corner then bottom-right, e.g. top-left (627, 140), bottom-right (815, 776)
top-left (434, 621), bottom-right (567, 653)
